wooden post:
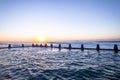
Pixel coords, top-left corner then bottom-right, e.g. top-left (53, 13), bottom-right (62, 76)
top-left (96, 44), bottom-right (100, 51)
top-left (50, 44), bottom-right (53, 48)
top-left (45, 44), bottom-right (47, 47)
top-left (114, 44), bottom-right (118, 53)
top-left (22, 44), bottom-right (24, 47)
top-left (36, 44), bottom-right (38, 47)
top-left (68, 44), bottom-right (71, 50)
top-left (58, 44), bottom-right (61, 50)
top-left (32, 43), bottom-right (34, 47)
top-left (81, 44), bottom-right (84, 51)
top-left (40, 44), bottom-right (42, 47)
top-left (8, 44), bottom-right (11, 48)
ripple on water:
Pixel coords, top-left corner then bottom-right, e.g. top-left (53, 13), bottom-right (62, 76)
top-left (0, 48), bottom-right (120, 80)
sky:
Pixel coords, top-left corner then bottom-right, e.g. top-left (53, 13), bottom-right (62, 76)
top-left (0, 0), bottom-right (120, 42)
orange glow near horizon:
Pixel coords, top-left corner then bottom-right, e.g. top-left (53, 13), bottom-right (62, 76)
top-left (0, 36), bottom-right (120, 43)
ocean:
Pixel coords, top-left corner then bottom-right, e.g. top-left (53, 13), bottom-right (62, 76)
top-left (0, 41), bottom-right (120, 80)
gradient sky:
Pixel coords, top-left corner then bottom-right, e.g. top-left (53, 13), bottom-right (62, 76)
top-left (0, 0), bottom-right (120, 42)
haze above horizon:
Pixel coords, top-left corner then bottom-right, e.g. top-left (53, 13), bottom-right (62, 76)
top-left (0, 0), bottom-right (120, 42)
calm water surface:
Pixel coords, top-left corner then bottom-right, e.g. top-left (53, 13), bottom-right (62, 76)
top-left (0, 47), bottom-right (120, 80)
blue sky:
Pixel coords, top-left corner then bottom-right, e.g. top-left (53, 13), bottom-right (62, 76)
top-left (0, 0), bottom-right (120, 42)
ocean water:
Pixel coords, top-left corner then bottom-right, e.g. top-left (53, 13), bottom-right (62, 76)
top-left (0, 42), bottom-right (120, 80)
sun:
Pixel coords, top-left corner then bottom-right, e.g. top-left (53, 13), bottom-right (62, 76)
top-left (37, 37), bottom-right (47, 42)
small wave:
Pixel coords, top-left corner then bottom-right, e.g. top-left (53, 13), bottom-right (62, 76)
top-left (0, 47), bottom-right (120, 80)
